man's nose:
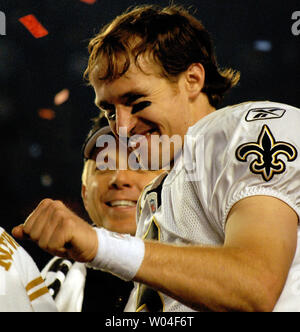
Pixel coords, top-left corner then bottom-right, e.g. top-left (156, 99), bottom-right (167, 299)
top-left (115, 106), bottom-right (137, 137)
top-left (108, 170), bottom-right (133, 190)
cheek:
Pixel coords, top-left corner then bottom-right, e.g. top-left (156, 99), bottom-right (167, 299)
top-left (156, 101), bottom-right (185, 133)
top-left (85, 180), bottom-right (107, 223)
top-left (85, 185), bottom-right (98, 211)
top-left (86, 177), bottom-right (105, 203)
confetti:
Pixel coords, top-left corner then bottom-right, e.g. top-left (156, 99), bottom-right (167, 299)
top-left (19, 14), bottom-right (49, 39)
top-left (54, 89), bottom-right (70, 106)
top-left (40, 174), bottom-right (53, 187)
top-left (38, 108), bottom-right (56, 120)
top-left (80, 0), bottom-right (97, 4)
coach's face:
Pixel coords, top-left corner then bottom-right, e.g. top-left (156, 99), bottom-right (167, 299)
top-left (91, 56), bottom-right (206, 169)
top-left (82, 146), bottom-right (161, 235)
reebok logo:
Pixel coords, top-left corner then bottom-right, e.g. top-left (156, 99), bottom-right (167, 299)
top-left (245, 108), bottom-right (286, 122)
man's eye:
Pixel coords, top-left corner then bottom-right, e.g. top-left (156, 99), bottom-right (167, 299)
top-left (131, 101), bottom-right (152, 115)
top-left (100, 103), bottom-right (116, 120)
top-left (101, 108), bottom-right (115, 120)
top-left (106, 110), bottom-right (116, 120)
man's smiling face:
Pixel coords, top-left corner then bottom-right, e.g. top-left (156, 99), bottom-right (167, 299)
top-left (91, 56), bottom-right (194, 169)
top-left (82, 144), bottom-right (162, 235)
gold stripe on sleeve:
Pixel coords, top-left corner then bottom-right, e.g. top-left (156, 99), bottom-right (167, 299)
top-left (28, 287), bottom-right (49, 302)
top-left (26, 276), bottom-right (44, 292)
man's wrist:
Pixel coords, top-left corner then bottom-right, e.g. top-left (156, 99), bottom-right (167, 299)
top-left (86, 227), bottom-right (145, 281)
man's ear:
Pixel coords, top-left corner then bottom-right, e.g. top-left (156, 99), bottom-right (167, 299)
top-left (184, 63), bottom-right (205, 100)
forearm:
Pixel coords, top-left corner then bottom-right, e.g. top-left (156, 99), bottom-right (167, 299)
top-left (134, 241), bottom-right (279, 312)
top-left (12, 198), bottom-right (292, 312)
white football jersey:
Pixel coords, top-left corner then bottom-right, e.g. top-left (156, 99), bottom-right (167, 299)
top-left (125, 101), bottom-right (300, 312)
top-left (0, 227), bottom-right (57, 312)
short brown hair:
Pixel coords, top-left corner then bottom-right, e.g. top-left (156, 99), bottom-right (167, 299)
top-left (84, 4), bottom-right (240, 108)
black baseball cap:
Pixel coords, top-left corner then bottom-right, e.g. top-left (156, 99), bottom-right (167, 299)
top-left (82, 116), bottom-right (112, 160)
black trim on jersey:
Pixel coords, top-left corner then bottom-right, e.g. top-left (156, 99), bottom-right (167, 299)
top-left (47, 258), bottom-right (71, 299)
top-left (136, 177), bottom-right (168, 312)
top-left (145, 176), bottom-right (167, 210)
top-left (136, 218), bottom-right (164, 312)
top-left (236, 125), bottom-right (297, 182)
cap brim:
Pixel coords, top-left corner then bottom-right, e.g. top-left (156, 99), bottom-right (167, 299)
top-left (83, 125), bottom-right (112, 159)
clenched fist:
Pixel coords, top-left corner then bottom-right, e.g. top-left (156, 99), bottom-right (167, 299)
top-left (12, 199), bottom-right (98, 262)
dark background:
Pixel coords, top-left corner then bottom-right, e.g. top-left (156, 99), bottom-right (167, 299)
top-left (0, 0), bottom-right (299, 273)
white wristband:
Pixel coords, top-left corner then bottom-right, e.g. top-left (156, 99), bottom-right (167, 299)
top-left (87, 228), bottom-right (145, 281)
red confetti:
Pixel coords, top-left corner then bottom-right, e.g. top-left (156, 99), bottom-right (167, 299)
top-left (80, 0), bottom-right (97, 4)
top-left (38, 108), bottom-right (56, 120)
top-left (19, 14), bottom-right (49, 39)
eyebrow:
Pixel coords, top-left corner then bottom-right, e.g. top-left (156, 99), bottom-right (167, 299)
top-left (95, 91), bottom-right (147, 110)
top-left (122, 92), bottom-right (146, 105)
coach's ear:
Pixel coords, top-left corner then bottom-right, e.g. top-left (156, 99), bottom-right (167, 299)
top-left (184, 63), bottom-right (205, 100)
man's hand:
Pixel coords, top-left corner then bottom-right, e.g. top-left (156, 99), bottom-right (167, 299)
top-left (12, 199), bottom-right (98, 262)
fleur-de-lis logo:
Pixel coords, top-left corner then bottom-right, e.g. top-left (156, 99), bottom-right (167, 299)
top-left (236, 125), bottom-right (297, 182)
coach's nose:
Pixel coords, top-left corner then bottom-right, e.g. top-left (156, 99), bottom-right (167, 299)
top-left (108, 169), bottom-right (133, 190)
